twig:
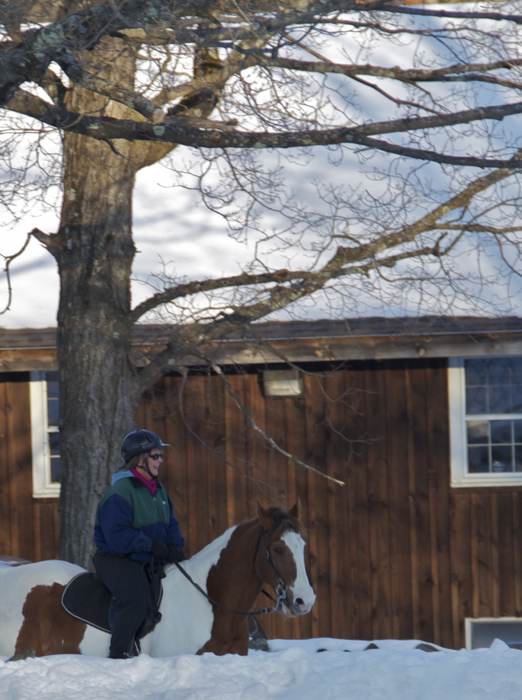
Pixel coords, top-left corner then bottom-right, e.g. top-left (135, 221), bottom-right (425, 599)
top-left (105, 139), bottom-right (123, 156)
top-left (0, 232), bottom-right (31, 315)
top-left (210, 362), bottom-right (345, 487)
top-left (176, 367), bottom-right (280, 497)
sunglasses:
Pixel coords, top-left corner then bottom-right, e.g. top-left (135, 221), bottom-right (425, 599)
top-left (148, 453), bottom-right (163, 461)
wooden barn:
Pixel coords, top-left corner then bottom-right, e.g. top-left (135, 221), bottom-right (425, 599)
top-left (1, 316), bottom-right (522, 651)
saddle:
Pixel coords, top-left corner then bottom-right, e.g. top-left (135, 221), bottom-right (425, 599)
top-left (61, 569), bottom-right (164, 639)
top-left (61, 572), bottom-right (113, 633)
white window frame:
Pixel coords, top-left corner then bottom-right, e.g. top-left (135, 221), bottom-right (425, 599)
top-left (449, 357), bottom-right (522, 487)
top-left (465, 617), bottom-right (522, 649)
top-left (30, 371), bottom-right (60, 498)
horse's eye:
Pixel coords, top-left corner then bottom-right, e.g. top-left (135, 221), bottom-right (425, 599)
top-left (273, 547), bottom-right (284, 556)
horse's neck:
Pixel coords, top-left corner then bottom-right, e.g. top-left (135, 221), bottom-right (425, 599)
top-left (165, 519), bottom-right (263, 609)
top-left (206, 519), bottom-right (263, 609)
top-left (162, 519), bottom-right (265, 623)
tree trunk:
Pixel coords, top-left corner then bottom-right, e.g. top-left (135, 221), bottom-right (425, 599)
top-left (54, 39), bottom-right (142, 568)
top-left (49, 34), bottom-right (218, 567)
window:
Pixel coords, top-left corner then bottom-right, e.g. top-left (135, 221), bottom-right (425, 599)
top-left (449, 357), bottom-right (522, 487)
top-left (465, 617), bottom-right (522, 649)
top-left (30, 370), bottom-right (61, 498)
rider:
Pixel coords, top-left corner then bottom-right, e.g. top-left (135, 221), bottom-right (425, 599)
top-left (93, 429), bottom-right (186, 659)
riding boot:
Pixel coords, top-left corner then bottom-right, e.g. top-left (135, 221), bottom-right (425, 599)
top-left (108, 650), bottom-right (132, 660)
top-left (108, 640), bottom-right (140, 659)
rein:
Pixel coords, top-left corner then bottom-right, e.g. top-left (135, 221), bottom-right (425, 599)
top-left (172, 527), bottom-right (288, 617)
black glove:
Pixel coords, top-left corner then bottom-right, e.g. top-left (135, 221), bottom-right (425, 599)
top-left (166, 544), bottom-right (186, 563)
top-left (150, 538), bottom-right (169, 561)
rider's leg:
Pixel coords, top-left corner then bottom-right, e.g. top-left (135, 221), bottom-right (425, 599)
top-left (93, 551), bottom-right (149, 659)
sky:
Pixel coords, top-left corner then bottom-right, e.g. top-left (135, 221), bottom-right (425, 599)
top-left (2, 637), bottom-right (522, 700)
top-left (4, 141), bottom-right (522, 331)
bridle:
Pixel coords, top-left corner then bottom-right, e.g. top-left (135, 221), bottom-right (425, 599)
top-left (253, 526), bottom-right (289, 611)
top-left (172, 526), bottom-right (290, 617)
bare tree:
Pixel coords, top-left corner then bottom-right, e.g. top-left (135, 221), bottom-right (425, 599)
top-left (1, 0), bottom-right (522, 567)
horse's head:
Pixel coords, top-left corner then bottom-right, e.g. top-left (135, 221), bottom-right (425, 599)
top-left (254, 501), bottom-right (316, 618)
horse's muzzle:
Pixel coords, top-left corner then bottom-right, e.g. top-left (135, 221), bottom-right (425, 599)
top-left (281, 594), bottom-right (315, 617)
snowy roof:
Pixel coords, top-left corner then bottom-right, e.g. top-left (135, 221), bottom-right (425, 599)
top-left (1, 316), bottom-right (522, 371)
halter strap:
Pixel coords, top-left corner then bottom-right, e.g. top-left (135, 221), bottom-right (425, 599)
top-left (253, 526), bottom-right (288, 605)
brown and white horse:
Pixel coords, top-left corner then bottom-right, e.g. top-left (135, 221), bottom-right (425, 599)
top-left (0, 503), bottom-right (315, 658)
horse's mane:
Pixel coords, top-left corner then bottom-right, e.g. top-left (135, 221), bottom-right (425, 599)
top-left (181, 506), bottom-right (305, 565)
top-left (261, 507), bottom-right (305, 538)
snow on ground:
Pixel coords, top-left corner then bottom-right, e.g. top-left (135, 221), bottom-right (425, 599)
top-left (1, 638), bottom-right (522, 700)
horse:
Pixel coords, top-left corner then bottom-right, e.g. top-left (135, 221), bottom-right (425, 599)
top-left (0, 502), bottom-right (315, 658)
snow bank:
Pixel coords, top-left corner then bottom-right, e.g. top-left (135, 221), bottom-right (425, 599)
top-left (1, 638), bottom-right (522, 700)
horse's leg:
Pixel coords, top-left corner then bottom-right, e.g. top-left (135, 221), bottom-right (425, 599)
top-left (15, 583), bottom-right (87, 656)
top-left (197, 614), bottom-right (249, 656)
top-left (222, 632), bottom-right (250, 656)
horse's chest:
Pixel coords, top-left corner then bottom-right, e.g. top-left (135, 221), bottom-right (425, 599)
top-left (147, 528), bottom-right (236, 656)
top-left (146, 582), bottom-right (215, 656)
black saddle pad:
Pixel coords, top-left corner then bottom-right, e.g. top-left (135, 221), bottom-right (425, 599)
top-left (61, 569), bottom-right (164, 639)
top-left (61, 572), bottom-right (112, 633)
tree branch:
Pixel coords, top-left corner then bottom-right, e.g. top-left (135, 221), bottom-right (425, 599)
top-left (253, 54), bottom-right (522, 84)
top-left (325, 163), bottom-right (522, 271)
top-left (8, 89), bottom-right (522, 168)
top-left (378, 3), bottom-right (522, 24)
top-left (129, 268), bottom-right (305, 324)
top-left (0, 232), bottom-right (31, 315)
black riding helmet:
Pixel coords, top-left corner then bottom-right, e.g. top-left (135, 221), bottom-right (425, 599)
top-left (121, 429), bottom-right (169, 464)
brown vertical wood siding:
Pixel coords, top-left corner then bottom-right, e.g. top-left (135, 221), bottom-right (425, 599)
top-left (3, 359), bottom-right (522, 648)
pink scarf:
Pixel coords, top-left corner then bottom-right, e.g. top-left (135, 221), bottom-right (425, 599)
top-left (131, 467), bottom-right (157, 497)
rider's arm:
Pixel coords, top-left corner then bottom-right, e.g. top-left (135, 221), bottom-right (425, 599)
top-left (96, 493), bottom-right (152, 556)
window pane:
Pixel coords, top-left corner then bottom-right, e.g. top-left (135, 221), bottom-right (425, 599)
top-left (470, 620), bottom-right (522, 649)
top-left (47, 399), bottom-right (59, 426)
top-left (51, 457), bottom-right (61, 483)
top-left (512, 387), bottom-right (522, 414)
top-left (467, 421), bottom-right (489, 445)
top-left (491, 420), bottom-right (512, 444)
top-left (511, 359), bottom-right (522, 384)
top-left (49, 432), bottom-right (60, 456)
top-left (465, 359), bottom-right (488, 385)
top-left (47, 380), bottom-right (59, 400)
top-left (469, 446), bottom-right (489, 473)
top-left (465, 358), bottom-right (522, 417)
top-left (489, 386), bottom-right (512, 414)
top-left (488, 360), bottom-right (512, 386)
top-left (466, 387), bottom-right (488, 415)
top-left (515, 446), bottom-right (522, 472)
top-left (492, 445), bottom-right (513, 472)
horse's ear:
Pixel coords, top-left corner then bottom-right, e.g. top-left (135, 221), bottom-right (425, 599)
top-left (257, 502), bottom-right (274, 530)
top-left (289, 498), bottom-right (301, 521)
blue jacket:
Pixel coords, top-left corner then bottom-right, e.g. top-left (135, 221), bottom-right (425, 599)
top-left (93, 471), bottom-right (184, 563)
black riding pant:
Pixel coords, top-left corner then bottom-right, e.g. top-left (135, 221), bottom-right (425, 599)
top-left (93, 550), bottom-right (150, 658)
